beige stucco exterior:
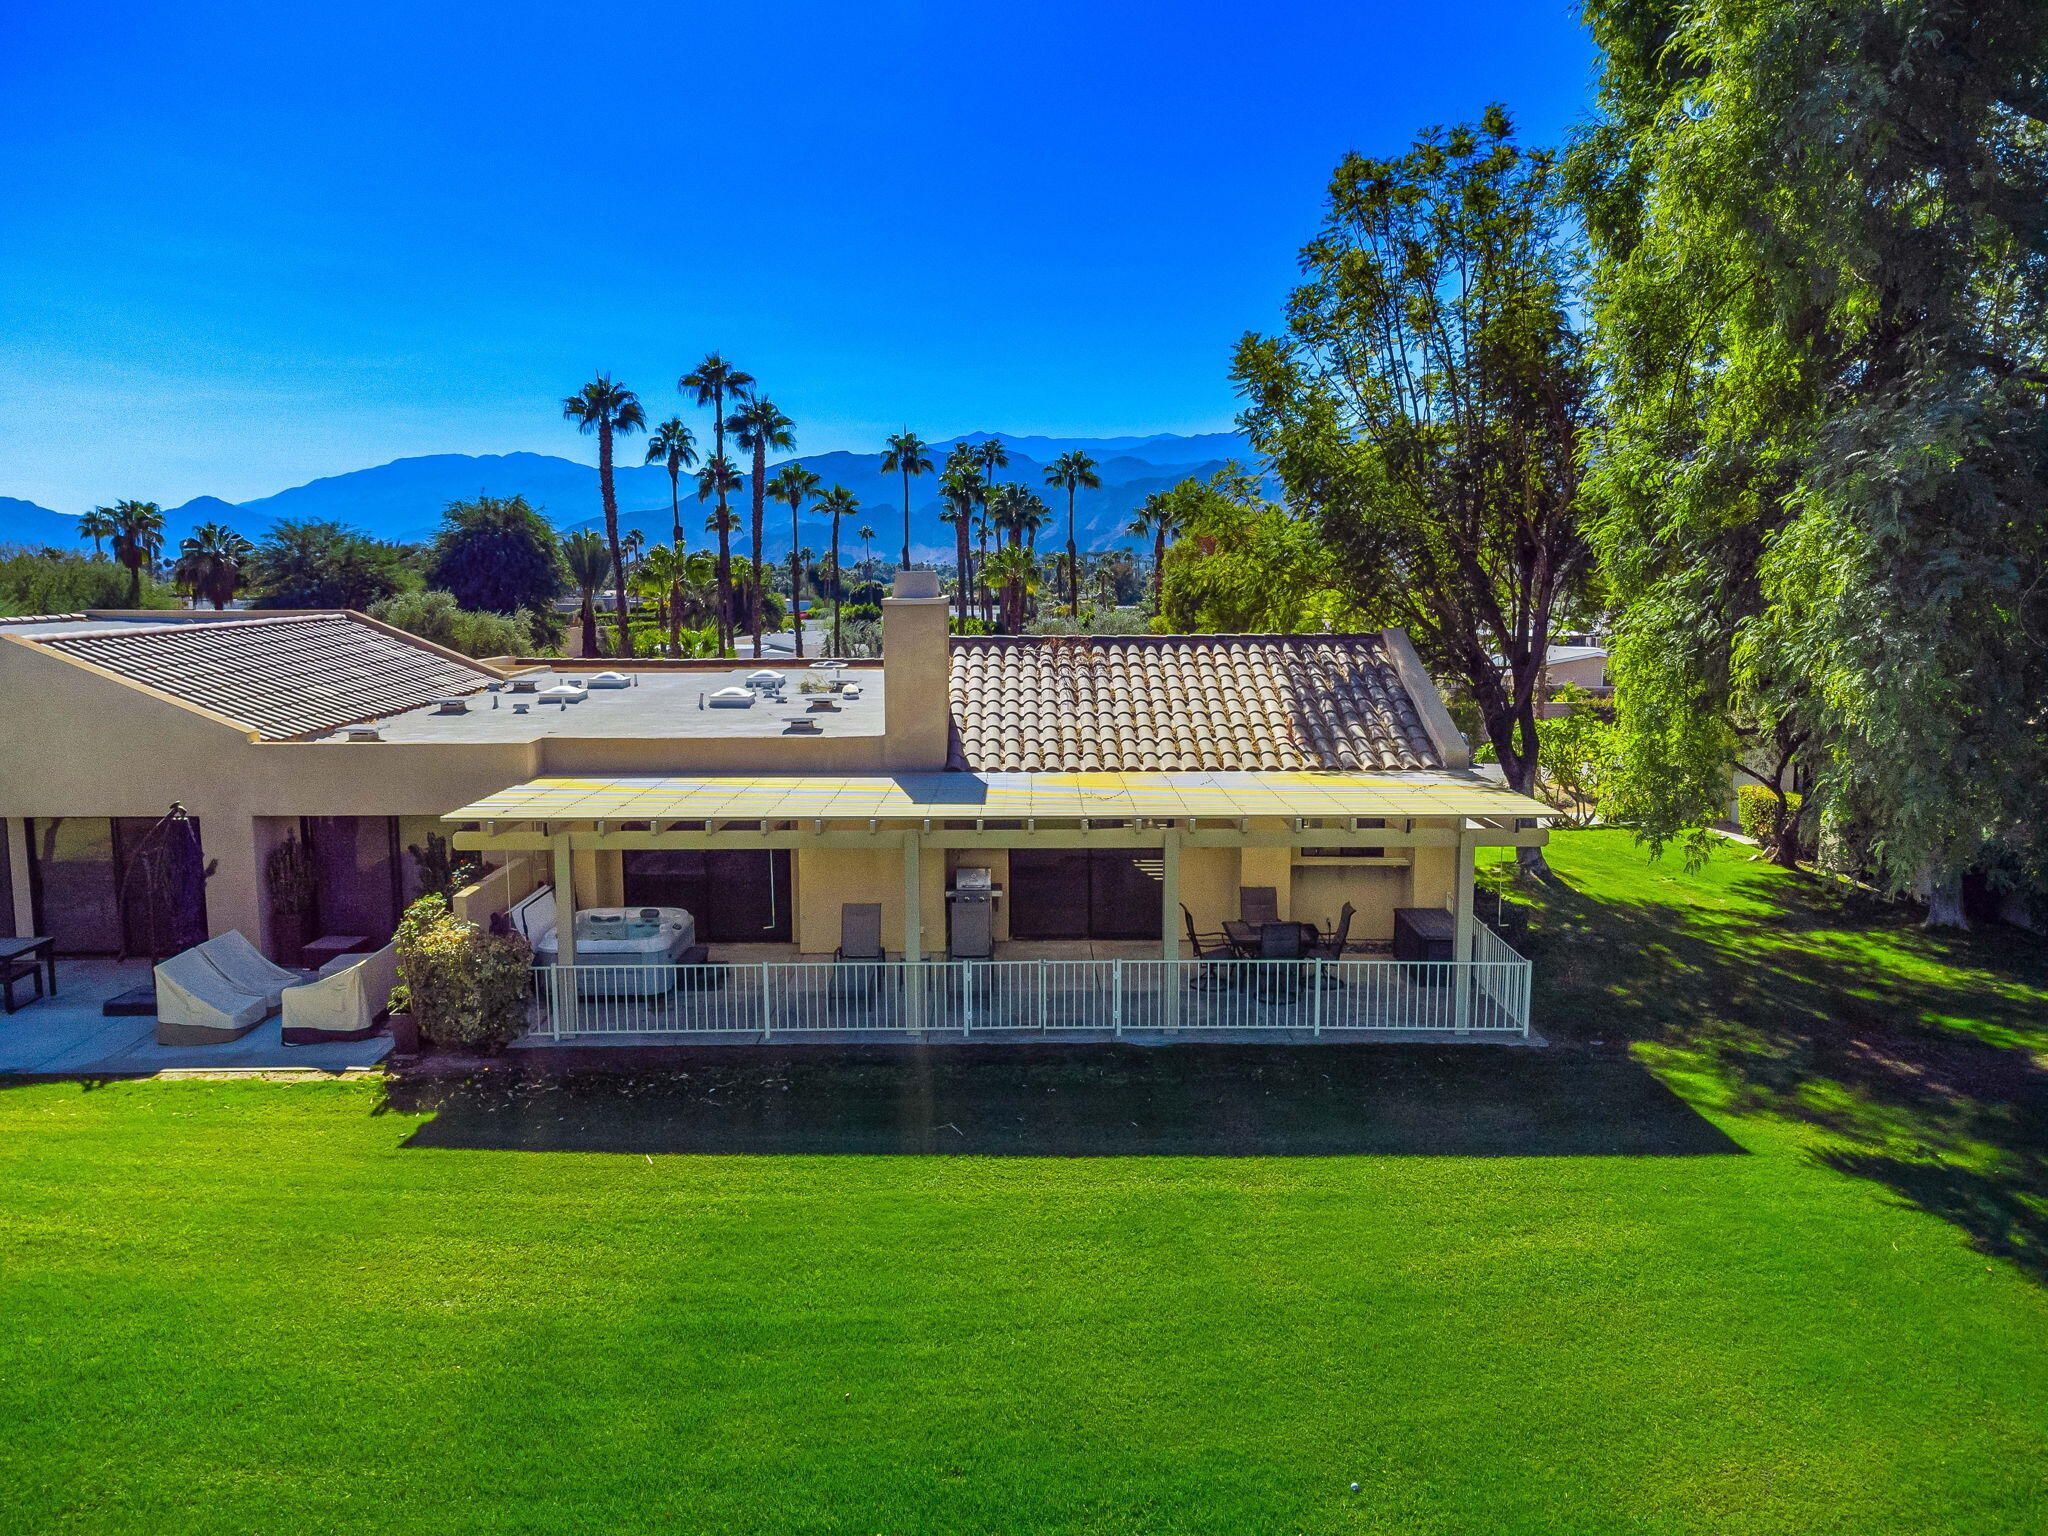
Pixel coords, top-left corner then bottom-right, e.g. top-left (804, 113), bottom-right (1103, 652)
top-left (0, 588), bottom-right (1545, 966)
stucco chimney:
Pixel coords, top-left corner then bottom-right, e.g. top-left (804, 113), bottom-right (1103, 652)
top-left (882, 571), bottom-right (952, 768)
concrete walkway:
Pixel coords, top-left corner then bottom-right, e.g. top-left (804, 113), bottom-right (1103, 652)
top-left (0, 958), bottom-right (391, 1076)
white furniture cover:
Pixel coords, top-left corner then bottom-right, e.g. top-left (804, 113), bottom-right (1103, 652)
top-left (202, 928), bottom-right (303, 1008)
top-left (154, 946), bottom-right (269, 1044)
top-left (282, 942), bottom-right (398, 1042)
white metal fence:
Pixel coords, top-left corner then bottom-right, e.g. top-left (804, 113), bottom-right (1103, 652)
top-left (526, 938), bottom-right (1531, 1043)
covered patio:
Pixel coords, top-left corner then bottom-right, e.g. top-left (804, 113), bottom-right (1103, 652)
top-left (447, 770), bottom-right (1556, 1044)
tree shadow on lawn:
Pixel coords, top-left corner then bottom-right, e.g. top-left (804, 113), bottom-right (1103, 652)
top-left (380, 1044), bottom-right (1741, 1158)
top-left (1492, 848), bottom-right (2048, 1281)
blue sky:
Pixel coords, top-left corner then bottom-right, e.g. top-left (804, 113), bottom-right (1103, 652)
top-left (0, 1), bottom-right (1597, 510)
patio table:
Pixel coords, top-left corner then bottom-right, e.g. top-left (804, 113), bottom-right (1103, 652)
top-left (0, 936), bottom-right (56, 1010)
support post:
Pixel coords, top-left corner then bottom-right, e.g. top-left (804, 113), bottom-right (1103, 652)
top-left (551, 832), bottom-right (577, 967)
top-left (5, 818), bottom-right (34, 938)
top-left (1159, 824), bottom-right (1182, 1031)
top-left (901, 830), bottom-right (925, 1033)
top-left (1452, 823), bottom-right (1475, 1033)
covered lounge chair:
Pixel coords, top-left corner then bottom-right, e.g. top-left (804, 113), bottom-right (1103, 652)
top-left (154, 946), bottom-right (268, 1045)
top-left (282, 942), bottom-right (399, 1045)
top-left (201, 928), bottom-right (304, 1009)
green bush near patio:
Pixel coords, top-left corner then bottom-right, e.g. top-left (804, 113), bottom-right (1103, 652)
top-left (0, 830), bottom-right (2044, 1535)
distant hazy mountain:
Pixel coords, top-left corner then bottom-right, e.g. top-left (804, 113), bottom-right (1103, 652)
top-left (2, 431), bottom-right (1265, 559)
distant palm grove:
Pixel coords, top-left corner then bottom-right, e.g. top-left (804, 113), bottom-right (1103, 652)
top-left (3, 0), bottom-right (2041, 928)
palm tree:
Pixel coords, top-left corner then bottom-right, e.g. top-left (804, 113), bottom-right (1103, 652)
top-left (972, 438), bottom-right (1009, 623)
top-left (636, 543), bottom-right (688, 657)
top-left (562, 374), bottom-right (646, 655)
top-left (694, 455), bottom-right (745, 654)
top-left (643, 418), bottom-right (698, 549)
top-left (77, 506), bottom-right (117, 560)
top-left (938, 445), bottom-right (982, 629)
top-left (1127, 493), bottom-right (1182, 616)
top-left (172, 523), bottom-right (253, 610)
top-left (856, 525), bottom-right (876, 583)
top-left (987, 481), bottom-right (1029, 548)
top-left (726, 395), bottom-right (796, 659)
top-left (109, 501), bottom-right (165, 604)
top-left (879, 430), bottom-right (932, 571)
top-left (766, 464), bottom-right (822, 658)
top-left (983, 545), bottom-right (1039, 635)
top-left (1044, 450), bottom-right (1101, 617)
top-left (813, 484), bottom-right (861, 656)
top-left (561, 530), bottom-right (610, 658)
top-left (621, 527), bottom-right (647, 576)
top-left (679, 355), bottom-right (754, 645)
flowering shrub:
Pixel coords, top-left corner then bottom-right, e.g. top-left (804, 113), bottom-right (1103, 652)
top-left (392, 893), bottom-right (533, 1051)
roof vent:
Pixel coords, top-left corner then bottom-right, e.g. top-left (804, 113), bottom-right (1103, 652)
top-left (509, 677), bottom-right (540, 693)
top-left (343, 727), bottom-right (382, 742)
top-left (433, 696), bottom-right (469, 715)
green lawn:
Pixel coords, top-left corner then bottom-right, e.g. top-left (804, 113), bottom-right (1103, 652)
top-left (2, 831), bottom-right (2046, 1535)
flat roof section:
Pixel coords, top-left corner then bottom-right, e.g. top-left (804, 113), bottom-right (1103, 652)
top-left (441, 770), bottom-right (1560, 825)
top-left (363, 666), bottom-right (885, 743)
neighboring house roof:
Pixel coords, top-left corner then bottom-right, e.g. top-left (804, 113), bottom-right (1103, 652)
top-left (34, 613), bottom-right (495, 739)
top-left (948, 634), bottom-right (1445, 773)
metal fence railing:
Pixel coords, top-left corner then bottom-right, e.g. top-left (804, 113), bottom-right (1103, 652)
top-left (526, 945), bottom-right (1532, 1043)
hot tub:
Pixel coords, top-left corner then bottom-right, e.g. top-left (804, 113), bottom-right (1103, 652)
top-left (509, 890), bottom-right (697, 994)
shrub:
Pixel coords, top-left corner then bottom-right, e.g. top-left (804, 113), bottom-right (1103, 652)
top-left (1738, 783), bottom-right (1801, 846)
top-left (391, 893), bottom-right (532, 1052)
top-left (369, 589), bottom-right (537, 658)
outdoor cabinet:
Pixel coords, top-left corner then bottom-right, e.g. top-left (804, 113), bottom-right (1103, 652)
top-left (1392, 907), bottom-right (1456, 984)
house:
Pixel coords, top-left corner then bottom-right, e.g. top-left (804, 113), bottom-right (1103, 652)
top-left (0, 576), bottom-right (1557, 1040)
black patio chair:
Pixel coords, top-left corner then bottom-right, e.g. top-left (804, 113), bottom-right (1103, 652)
top-left (1239, 886), bottom-right (1281, 926)
top-left (1181, 905), bottom-right (1242, 989)
top-left (1310, 903), bottom-right (1357, 960)
top-left (833, 903), bottom-right (889, 1005)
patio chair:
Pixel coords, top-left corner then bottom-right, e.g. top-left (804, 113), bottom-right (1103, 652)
top-left (832, 903), bottom-right (888, 1005)
top-left (1239, 886), bottom-right (1280, 926)
top-left (1182, 905), bottom-right (1241, 989)
top-left (1310, 903), bottom-right (1357, 961)
top-left (1258, 921), bottom-right (1306, 960)
top-left (1, 955), bottom-right (44, 1014)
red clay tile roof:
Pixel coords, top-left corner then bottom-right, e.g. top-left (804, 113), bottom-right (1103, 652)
top-left (948, 634), bottom-right (1445, 773)
top-left (38, 613), bottom-right (496, 739)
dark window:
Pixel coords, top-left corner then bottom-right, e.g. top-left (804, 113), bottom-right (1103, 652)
top-left (622, 850), bottom-right (791, 943)
top-left (28, 815), bottom-right (210, 957)
top-left (304, 817), bottom-right (403, 945)
top-left (1007, 850), bottom-right (1164, 941)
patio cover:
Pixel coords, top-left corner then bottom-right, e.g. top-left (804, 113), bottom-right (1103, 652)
top-left (441, 771), bottom-right (1559, 827)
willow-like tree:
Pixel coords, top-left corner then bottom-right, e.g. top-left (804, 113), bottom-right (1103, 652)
top-left (562, 375), bottom-right (645, 656)
top-left (879, 430), bottom-right (932, 572)
top-left (1233, 107), bottom-right (1595, 872)
top-left (1574, 0), bottom-right (2048, 924)
top-left (727, 395), bottom-right (795, 659)
top-left (1044, 450), bottom-right (1100, 617)
top-left (766, 463), bottom-right (822, 658)
top-left (643, 418), bottom-right (698, 550)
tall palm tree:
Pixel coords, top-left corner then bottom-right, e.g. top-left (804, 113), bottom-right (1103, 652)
top-left (938, 445), bottom-right (982, 629)
top-left (1044, 450), bottom-right (1101, 617)
top-left (643, 418), bottom-right (698, 549)
top-left (694, 455), bottom-right (745, 655)
top-left (621, 527), bottom-right (647, 576)
top-left (172, 523), bottom-right (253, 610)
top-left (766, 463), bottom-right (822, 658)
top-left (110, 500), bottom-right (165, 605)
top-left (856, 525), bottom-right (876, 583)
top-left (679, 354), bottom-right (754, 642)
top-left (562, 374), bottom-right (646, 655)
top-left (879, 430), bottom-right (932, 571)
top-left (726, 395), bottom-right (796, 659)
top-left (972, 438), bottom-right (1009, 623)
top-left (77, 505), bottom-right (117, 560)
top-left (987, 481), bottom-right (1029, 548)
top-left (813, 484), bottom-right (861, 656)
top-left (1127, 493), bottom-right (1182, 616)
top-left (561, 530), bottom-right (610, 658)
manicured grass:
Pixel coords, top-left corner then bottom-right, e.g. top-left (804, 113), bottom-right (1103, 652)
top-left (2, 830), bottom-right (2045, 1535)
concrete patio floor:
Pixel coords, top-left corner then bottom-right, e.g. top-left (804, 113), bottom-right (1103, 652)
top-left (0, 959), bottom-right (392, 1076)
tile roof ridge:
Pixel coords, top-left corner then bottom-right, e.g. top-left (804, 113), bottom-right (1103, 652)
top-left (48, 610), bottom-right (353, 642)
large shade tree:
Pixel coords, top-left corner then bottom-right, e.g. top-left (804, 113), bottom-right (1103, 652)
top-left (561, 375), bottom-right (645, 656)
top-left (1574, 0), bottom-right (2048, 924)
top-left (248, 520), bottom-right (410, 610)
top-left (1233, 107), bottom-right (1596, 872)
top-left (426, 495), bottom-right (566, 620)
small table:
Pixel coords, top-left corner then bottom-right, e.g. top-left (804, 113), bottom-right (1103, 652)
top-left (0, 936), bottom-right (56, 1007)
top-left (302, 935), bottom-right (372, 971)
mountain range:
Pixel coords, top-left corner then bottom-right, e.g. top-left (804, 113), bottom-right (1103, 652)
top-left (2, 432), bottom-right (1260, 564)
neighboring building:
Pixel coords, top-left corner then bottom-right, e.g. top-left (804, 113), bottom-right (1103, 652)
top-left (0, 578), bottom-right (1556, 1035)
